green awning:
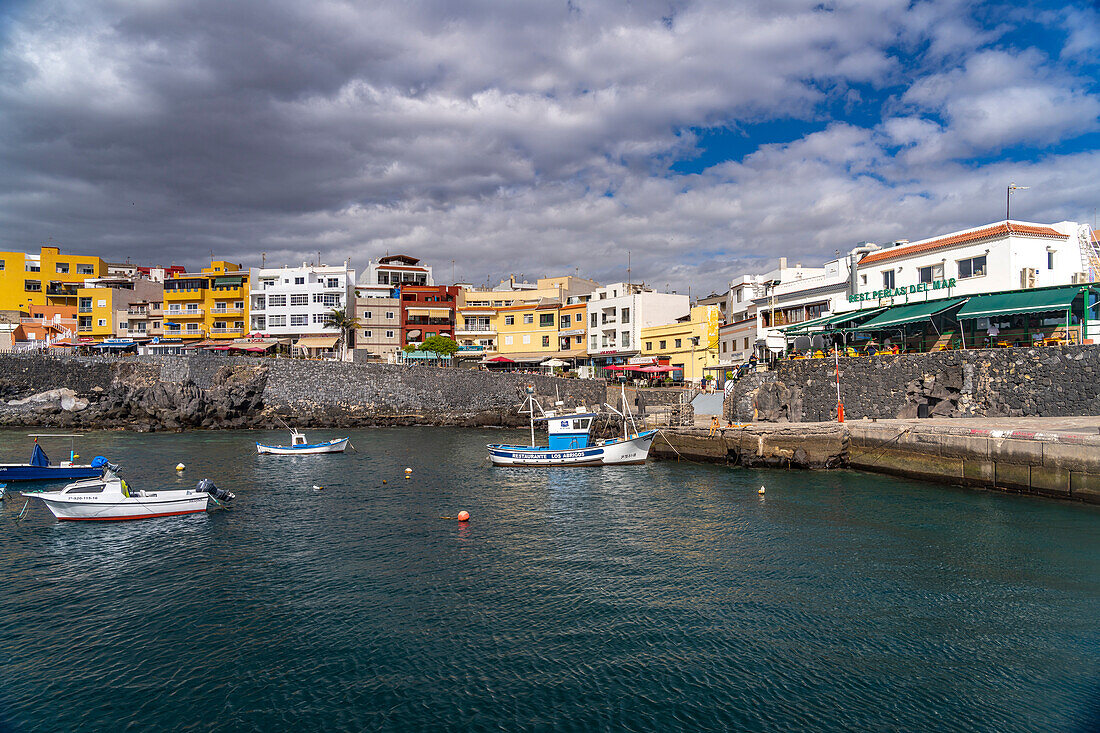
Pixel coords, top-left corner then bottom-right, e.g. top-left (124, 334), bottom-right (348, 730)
top-left (854, 298), bottom-right (965, 330)
top-left (783, 308), bottom-right (887, 334)
top-left (956, 286), bottom-right (1080, 319)
top-left (213, 277), bottom-right (244, 287)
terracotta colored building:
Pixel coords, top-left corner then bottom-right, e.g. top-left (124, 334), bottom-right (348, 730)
top-left (399, 285), bottom-right (460, 346)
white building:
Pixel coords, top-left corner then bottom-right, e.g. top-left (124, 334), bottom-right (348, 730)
top-left (249, 263), bottom-right (355, 350)
top-left (357, 254), bottom-right (433, 298)
top-left (845, 220), bottom-right (1088, 308)
top-left (585, 282), bottom-right (689, 363)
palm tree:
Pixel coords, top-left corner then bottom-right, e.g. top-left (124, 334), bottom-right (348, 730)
top-left (322, 307), bottom-right (359, 362)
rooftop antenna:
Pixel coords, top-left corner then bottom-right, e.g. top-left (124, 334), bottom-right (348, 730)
top-left (452, 259), bottom-right (456, 283)
top-left (1007, 181), bottom-right (1029, 221)
top-left (261, 252), bottom-right (266, 268)
top-left (627, 250), bottom-right (631, 286)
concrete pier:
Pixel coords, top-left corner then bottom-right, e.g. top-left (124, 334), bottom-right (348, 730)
top-left (653, 416), bottom-right (1100, 504)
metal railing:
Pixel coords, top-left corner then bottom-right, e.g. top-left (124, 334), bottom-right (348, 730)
top-left (166, 308), bottom-right (204, 316)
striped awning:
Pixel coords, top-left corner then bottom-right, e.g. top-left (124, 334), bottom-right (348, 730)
top-left (406, 307), bottom-right (452, 316)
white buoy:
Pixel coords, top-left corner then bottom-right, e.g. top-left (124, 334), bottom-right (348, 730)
top-left (312, 484), bottom-right (323, 491)
top-left (404, 467), bottom-right (412, 474)
top-left (175, 463), bottom-right (186, 471)
top-left (758, 486), bottom-right (766, 495)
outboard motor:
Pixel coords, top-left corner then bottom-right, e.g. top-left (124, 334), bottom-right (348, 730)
top-left (196, 478), bottom-right (235, 502)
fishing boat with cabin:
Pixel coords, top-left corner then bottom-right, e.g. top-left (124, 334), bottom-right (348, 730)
top-left (0, 435), bottom-right (103, 482)
top-left (487, 386), bottom-right (658, 466)
top-left (256, 428), bottom-right (349, 455)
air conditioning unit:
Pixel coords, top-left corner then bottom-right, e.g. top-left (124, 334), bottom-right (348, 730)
top-left (1020, 268), bottom-right (1038, 289)
top-left (1071, 272), bottom-right (1090, 284)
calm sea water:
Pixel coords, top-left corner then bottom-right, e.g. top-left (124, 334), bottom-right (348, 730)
top-left (0, 428), bottom-right (1097, 732)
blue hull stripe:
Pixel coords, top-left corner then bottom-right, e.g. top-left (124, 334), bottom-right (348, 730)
top-left (0, 466), bottom-right (102, 481)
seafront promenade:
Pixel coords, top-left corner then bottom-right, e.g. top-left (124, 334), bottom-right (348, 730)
top-left (654, 416), bottom-right (1100, 503)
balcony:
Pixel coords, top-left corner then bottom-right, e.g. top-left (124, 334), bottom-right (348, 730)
top-left (210, 307), bottom-right (244, 315)
top-left (46, 285), bottom-right (79, 297)
top-left (406, 317), bottom-right (454, 326)
top-left (127, 306), bottom-right (162, 317)
top-left (165, 309), bottom-right (204, 317)
top-left (210, 327), bottom-right (244, 334)
top-left (456, 325), bottom-right (495, 335)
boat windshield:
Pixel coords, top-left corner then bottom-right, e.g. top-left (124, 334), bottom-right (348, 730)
top-left (65, 483), bottom-right (104, 494)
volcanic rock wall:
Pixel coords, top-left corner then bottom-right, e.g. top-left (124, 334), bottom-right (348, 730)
top-left (0, 353), bottom-right (605, 430)
top-left (723, 345), bottom-right (1100, 422)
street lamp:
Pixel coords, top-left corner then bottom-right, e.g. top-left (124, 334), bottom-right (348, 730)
top-left (1007, 182), bottom-right (1029, 221)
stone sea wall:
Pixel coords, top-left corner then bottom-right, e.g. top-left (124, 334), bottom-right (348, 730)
top-left (725, 345), bottom-right (1100, 423)
top-left (0, 353), bottom-right (605, 430)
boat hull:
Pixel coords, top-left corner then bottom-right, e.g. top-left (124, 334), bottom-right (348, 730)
top-left (488, 430), bottom-right (657, 466)
top-left (256, 438), bottom-right (349, 455)
top-left (0, 465), bottom-right (102, 481)
top-left (26, 491), bottom-right (210, 521)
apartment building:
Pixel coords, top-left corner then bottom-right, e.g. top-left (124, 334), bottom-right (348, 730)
top-left (77, 276), bottom-right (164, 342)
top-left (250, 263), bottom-right (354, 355)
top-left (163, 261), bottom-right (249, 342)
top-left (585, 282), bottom-right (690, 366)
top-left (639, 305), bottom-right (721, 383)
top-left (0, 245), bottom-right (106, 313)
top-left (399, 285), bottom-right (460, 346)
top-left (354, 296), bottom-right (402, 361)
top-left (357, 254), bottom-right (433, 299)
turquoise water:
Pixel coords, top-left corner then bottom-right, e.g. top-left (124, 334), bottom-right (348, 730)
top-left (1, 428), bottom-right (1098, 732)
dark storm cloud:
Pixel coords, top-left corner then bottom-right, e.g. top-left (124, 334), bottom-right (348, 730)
top-left (0, 0), bottom-right (1097, 291)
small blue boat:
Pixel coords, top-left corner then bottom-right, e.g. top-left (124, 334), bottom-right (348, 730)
top-left (0, 435), bottom-right (104, 482)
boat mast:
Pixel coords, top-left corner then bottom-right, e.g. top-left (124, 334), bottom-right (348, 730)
top-left (529, 392), bottom-right (536, 447)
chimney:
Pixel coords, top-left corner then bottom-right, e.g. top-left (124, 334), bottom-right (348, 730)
top-left (779, 257), bottom-right (787, 269)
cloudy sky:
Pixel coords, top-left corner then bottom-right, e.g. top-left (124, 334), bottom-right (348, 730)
top-left (1, 0), bottom-right (1098, 293)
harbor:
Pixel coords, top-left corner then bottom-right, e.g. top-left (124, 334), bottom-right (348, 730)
top-left (1, 427), bottom-right (1097, 731)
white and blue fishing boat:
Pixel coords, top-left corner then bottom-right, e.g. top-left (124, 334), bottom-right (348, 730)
top-left (0, 435), bottom-right (103, 482)
top-left (488, 386), bottom-right (657, 467)
top-left (256, 429), bottom-right (349, 455)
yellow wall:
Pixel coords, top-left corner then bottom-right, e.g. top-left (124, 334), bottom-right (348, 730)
top-left (164, 260), bottom-right (249, 340)
top-left (640, 305), bottom-right (721, 381)
top-left (0, 246), bottom-right (106, 313)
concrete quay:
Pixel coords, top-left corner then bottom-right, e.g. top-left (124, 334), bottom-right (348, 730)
top-left (652, 416), bottom-right (1100, 504)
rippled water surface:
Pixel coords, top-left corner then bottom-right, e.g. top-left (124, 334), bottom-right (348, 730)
top-left (1, 428), bottom-right (1098, 732)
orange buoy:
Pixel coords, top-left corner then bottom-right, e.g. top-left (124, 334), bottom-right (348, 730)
top-left (457, 510), bottom-right (470, 522)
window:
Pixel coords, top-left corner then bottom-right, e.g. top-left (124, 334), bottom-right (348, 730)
top-left (721, 341), bottom-right (727, 353)
top-left (542, 335), bottom-right (550, 347)
top-left (187, 323), bottom-right (199, 332)
top-left (385, 311), bottom-right (394, 319)
top-left (253, 316), bottom-right (266, 330)
top-left (504, 315), bottom-right (514, 325)
top-left (386, 330), bottom-right (394, 338)
top-left (290, 294), bottom-right (308, 306)
top-left (675, 338), bottom-right (682, 348)
top-left (363, 311), bottom-right (372, 320)
top-left (235, 301), bottom-right (243, 309)
top-left (290, 314), bottom-right (308, 326)
top-left (25, 280), bottom-right (41, 291)
top-left (0, 260), bottom-right (4, 270)
top-left (522, 335), bottom-right (531, 344)
top-left (659, 340), bottom-right (666, 349)
top-left (313, 293), bottom-right (341, 307)
top-left (539, 313), bottom-right (554, 327)
top-left (1047, 251), bottom-right (1055, 270)
top-left (957, 255), bottom-right (986, 279)
top-left (561, 314), bottom-right (570, 327)
top-left (268, 295), bottom-right (286, 307)
top-left (98, 319), bottom-right (106, 327)
top-left (97, 299), bottom-right (106, 308)
top-left (621, 332), bottom-right (630, 348)
top-left (523, 313), bottom-right (533, 324)
top-left (882, 270), bottom-right (895, 289)
top-left (575, 336), bottom-right (582, 345)
top-left (620, 308), bottom-right (630, 323)
top-left (25, 263), bottom-right (40, 272)
top-left (327, 278), bottom-right (340, 288)
top-left (294, 277), bottom-right (305, 285)
top-left (918, 264), bottom-right (944, 284)
top-left (55, 263), bottom-right (69, 273)
top-left (743, 338), bottom-right (749, 349)
top-left (79, 316), bottom-right (91, 330)
top-left (76, 264), bottom-right (93, 275)
top-left (735, 290), bottom-right (742, 303)
top-left (186, 304), bottom-right (199, 312)
top-left (646, 342), bottom-right (652, 350)
top-left (504, 336), bottom-right (513, 345)
top-left (363, 330), bottom-right (372, 338)
top-left (118, 321), bottom-right (128, 331)
top-left (378, 272), bottom-right (389, 284)
top-left (312, 313), bottom-right (328, 323)
top-left (806, 302), bottom-right (829, 320)
top-left (590, 336), bottom-right (598, 349)
top-left (860, 274), bottom-right (867, 285)
top-left (254, 296), bottom-right (265, 310)
top-left (268, 315), bottom-right (286, 326)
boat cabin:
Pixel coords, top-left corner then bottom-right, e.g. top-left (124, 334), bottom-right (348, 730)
top-left (291, 431), bottom-right (307, 446)
top-left (537, 412), bottom-right (598, 450)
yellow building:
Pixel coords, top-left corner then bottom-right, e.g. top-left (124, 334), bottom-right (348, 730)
top-left (163, 261), bottom-right (249, 342)
top-left (493, 299), bottom-right (563, 363)
top-left (639, 305), bottom-right (721, 383)
top-left (0, 246), bottom-right (106, 313)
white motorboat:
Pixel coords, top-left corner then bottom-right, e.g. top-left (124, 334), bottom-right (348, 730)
top-left (21, 459), bottom-right (235, 522)
top-left (256, 429), bottom-right (349, 455)
top-left (487, 385), bottom-right (658, 467)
